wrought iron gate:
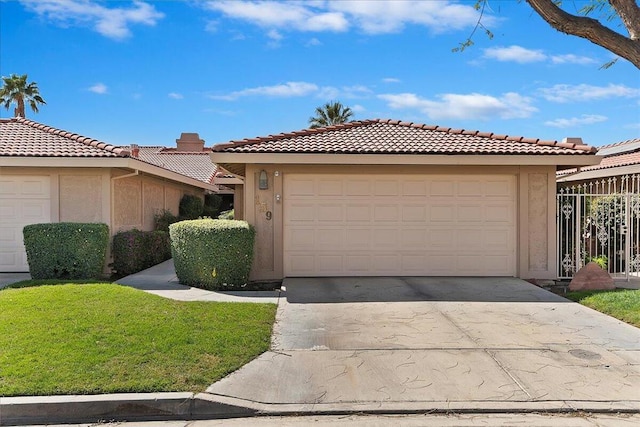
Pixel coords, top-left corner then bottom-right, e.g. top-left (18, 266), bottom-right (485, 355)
top-left (557, 174), bottom-right (640, 281)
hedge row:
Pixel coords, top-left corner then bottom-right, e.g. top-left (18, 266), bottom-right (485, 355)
top-left (23, 223), bottom-right (109, 280)
top-left (112, 230), bottom-right (172, 276)
top-left (170, 219), bottom-right (255, 290)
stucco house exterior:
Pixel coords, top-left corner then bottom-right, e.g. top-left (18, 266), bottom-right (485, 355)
top-left (211, 119), bottom-right (600, 282)
top-left (0, 118), bottom-right (218, 272)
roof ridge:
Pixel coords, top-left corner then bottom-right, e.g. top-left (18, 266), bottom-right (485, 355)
top-left (212, 118), bottom-right (597, 153)
top-left (14, 117), bottom-right (129, 157)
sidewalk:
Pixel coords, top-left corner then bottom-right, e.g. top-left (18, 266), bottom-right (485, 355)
top-left (115, 259), bottom-right (281, 304)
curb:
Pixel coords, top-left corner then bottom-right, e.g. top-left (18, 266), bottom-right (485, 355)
top-left (2, 392), bottom-right (639, 425)
top-left (0, 392), bottom-right (255, 426)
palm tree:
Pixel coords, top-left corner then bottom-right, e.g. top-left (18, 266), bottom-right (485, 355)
top-left (308, 101), bottom-right (354, 129)
top-left (0, 74), bottom-right (46, 118)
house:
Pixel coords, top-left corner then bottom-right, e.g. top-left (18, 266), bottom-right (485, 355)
top-left (557, 138), bottom-right (640, 193)
top-left (211, 119), bottom-right (600, 282)
top-left (0, 118), bottom-right (219, 272)
top-left (555, 138), bottom-right (639, 280)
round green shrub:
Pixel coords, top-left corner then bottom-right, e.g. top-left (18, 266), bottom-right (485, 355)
top-left (23, 223), bottom-right (109, 280)
top-left (169, 219), bottom-right (255, 290)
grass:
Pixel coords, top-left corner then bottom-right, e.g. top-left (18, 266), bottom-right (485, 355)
top-left (0, 282), bottom-right (276, 396)
top-left (565, 288), bottom-right (640, 328)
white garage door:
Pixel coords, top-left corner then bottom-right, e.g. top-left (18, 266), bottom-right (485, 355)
top-left (284, 174), bottom-right (516, 277)
top-left (0, 176), bottom-right (51, 272)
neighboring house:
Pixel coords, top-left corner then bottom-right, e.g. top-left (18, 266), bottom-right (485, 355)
top-left (211, 119), bottom-right (600, 282)
top-left (0, 118), bottom-right (218, 272)
top-left (557, 138), bottom-right (640, 192)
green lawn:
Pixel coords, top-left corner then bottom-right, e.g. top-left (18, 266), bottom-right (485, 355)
top-left (0, 282), bottom-right (276, 396)
top-left (565, 288), bottom-right (640, 328)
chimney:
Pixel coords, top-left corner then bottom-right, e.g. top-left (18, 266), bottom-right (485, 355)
top-left (130, 143), bottom-right (139, 158)
top-left (562, 137), bottom-right (584, 145)
top-left (176, 133), bottom-right (205, 152)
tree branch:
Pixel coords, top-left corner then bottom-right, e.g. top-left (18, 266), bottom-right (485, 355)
top-left (526, 0), bottom-right (640, 69)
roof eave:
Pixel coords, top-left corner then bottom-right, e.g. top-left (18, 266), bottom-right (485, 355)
top-left (0, 156), bottom-right (217, 191)
top-left (210, 152), bottom-right (602, 170)
top-left (557, 163), bottom-right (640, 182)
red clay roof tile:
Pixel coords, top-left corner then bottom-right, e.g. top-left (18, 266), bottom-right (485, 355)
top-left (0, 117), bottom-right (127, 157)
top-left (212, 119), bottom-right (597, 155)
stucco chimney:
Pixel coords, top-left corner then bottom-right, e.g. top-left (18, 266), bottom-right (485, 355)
top-left (130, 143), bottom-right (139, 158)
top-left (562, 137), bottom-right (584, 145)
top-left (176, 133), bottom-right (205, 152)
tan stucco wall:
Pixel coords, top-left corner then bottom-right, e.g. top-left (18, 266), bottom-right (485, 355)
top-left (112, 171), bottom-right (204, 233)
top-left (241, 163), bottom-right (558, 281)
top-left (1, 166), bottom-right (206, 273)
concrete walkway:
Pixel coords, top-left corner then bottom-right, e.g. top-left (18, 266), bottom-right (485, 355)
top-left (115, 259), bottom-right (281, 304)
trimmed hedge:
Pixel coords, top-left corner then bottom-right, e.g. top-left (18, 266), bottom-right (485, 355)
top-left (179, 194), bottom-right (204, 220)
top-left (23, 223), bottom-right (109, 280)
top-left (112, 230), bottom-right (172, 276)
top-left (170, 219), bottom-right (255, 290)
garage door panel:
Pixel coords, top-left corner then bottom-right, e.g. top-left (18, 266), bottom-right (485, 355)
top-left (284, 174), bottom-right (516, 277)
top-left (402, 181), bottom-right (427, 196)
top-left (429, 180), bottom-right (454, 196)
top-left (318, 205), bottom-right (343, 222)
top-left (430, 205), bottom-right (455, 222)
top-left (458, 180), bottom-right (483, 196)
top-left (317, 229), bottom-right (343, 248)
top-left (346, 180), bottom-right (371, 196)
top-left (0, 176), bottom-right (51, 272)
top-left (458, 205), bottom-right (482, 222)
top-left (346, 205), bottom-right (370, 222)
top-left (485, 204), bottom-right (513, 222)
top-left (373, 205), bottom-right (398, 221)
top-left (374, 180), bottom-right (399, 196)
top-left (402, 205), bottom-right (427, 221)
top-left (373, 228), bottom-right (398, 246)
top-left (288, 204), bottom-right (315, 222)
top-left (318, 180), bottom-right (343, 196)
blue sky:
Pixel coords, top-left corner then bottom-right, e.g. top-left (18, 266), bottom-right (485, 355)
top-left (1, 0), bottom-right (639, 148)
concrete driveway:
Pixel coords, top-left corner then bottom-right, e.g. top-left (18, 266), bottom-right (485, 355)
top-left (207, 277), bottom-right (640, 413)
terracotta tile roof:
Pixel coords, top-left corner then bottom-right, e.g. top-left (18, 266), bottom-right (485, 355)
top-left (558, 138), bottom-right (640, 175)
top-left (0, 117), bottom-right (127, 157)
top-left (212, 119), bottom-right (597, 155)
top-left (132, 146), bottom-right (218, 184)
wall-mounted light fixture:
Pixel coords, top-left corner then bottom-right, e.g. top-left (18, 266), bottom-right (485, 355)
top-left (258, 170), bottom-right (268, 190)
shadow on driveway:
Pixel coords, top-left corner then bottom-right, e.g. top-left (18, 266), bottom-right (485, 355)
top-left (283, 276), bottom-right (569, 303)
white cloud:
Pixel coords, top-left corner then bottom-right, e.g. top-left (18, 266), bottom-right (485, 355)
top-left (88, 83), bottom-right (108, 94)
top-left (378, 92), bottom-right (538, 120)
top-left (20, 0), bottom-right (164, 40)
top-left (205, 1), bottom-right (348, 32)
top-left (205, 0), bottom-right (488, 36)
top-left (306, 37), bottom-right (322, 47)
top-left (482, 45), bottom-right (597, 66)
top-left (266, 29), bottom-right (283, 41)
top-left (168, 92), bottom-right (184, 100)
top-left (351, 104), bottom-right (366, 113)
top-left (483, 45), bottom-right (546, 63)
top-left (539, 83), bottom-right (640, 103)
top-left (550, 54), bottom-right (596, 65)
top-left (327, 0), bottom-right (487, 34)
top-left (211, 81), bottom-right (319, 100)
top-left (544, 114), bottom-right (608, 128)
top-left (382, 77), bottom-right (401, 83)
